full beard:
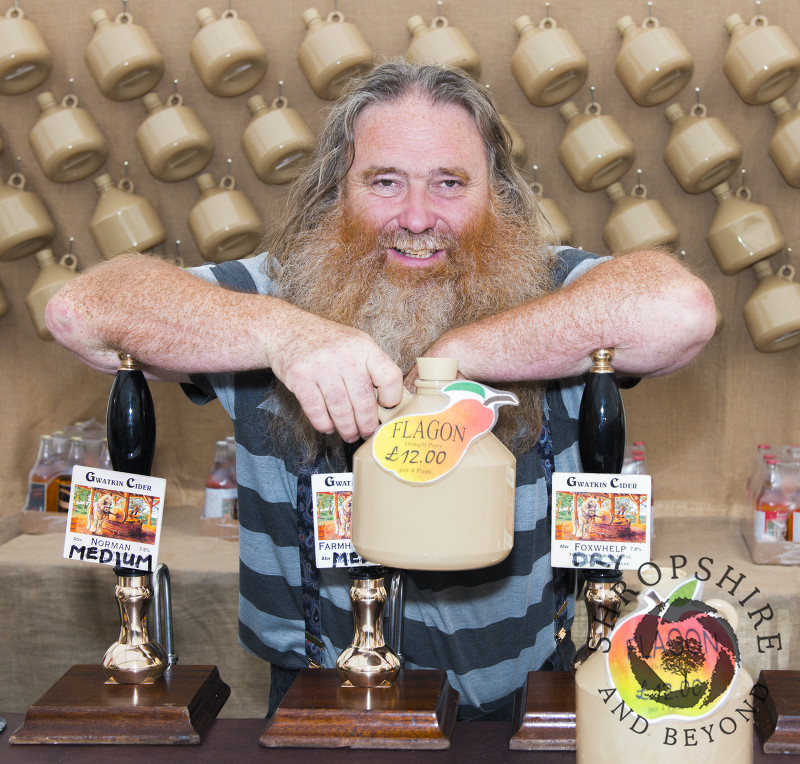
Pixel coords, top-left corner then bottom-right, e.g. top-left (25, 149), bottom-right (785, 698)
top-left (268, 199), bottom-right (555, 469)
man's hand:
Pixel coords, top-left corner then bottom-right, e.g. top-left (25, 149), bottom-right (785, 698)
top-left (267, 306), bottom-right (404, 442)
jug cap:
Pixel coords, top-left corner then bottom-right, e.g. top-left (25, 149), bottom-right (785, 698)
top-left (196, 172), bottom-right (216, 192)
top-left (407, 15), bottom-right (427, 35)
top-left (770, 96), bottom-right (792, 118)
top-left (301, 7), bottom-right (323, 27)
top-left (36, 91), bottom-right (58, 111)
top-left (93, 173), bottom-right (114, 191)
top-left (416, 357), bottom-right (458, 381)
top-left (752, 260), bottom-right (775, 279)
top-left (616, 15), bottom-right (637, 36)
top-left (196, 7), bottom-right (216, 26)
top-left (247, 94), bottom-right (268, 114)
top-left (89, 8), bottom-right (111, 27)
top-left (664, 102), bottom-right (686, 123)
top-left (711, 181), bottom-right (732, 199)
top-left (605, 181), bottom-right (626, 201)
top-left (34, 248), bottom-right (55, 265)
top-left (559, 101), bottom-right (579, 121)
top-left (513, 15), bottom-right (535, 36)
top-left (724, 13), bottom-right (746, 35)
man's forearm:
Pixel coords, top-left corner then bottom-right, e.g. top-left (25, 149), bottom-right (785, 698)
top-left (45, 254), bottom-right (277, 380)
top-left (424, 250), bottom-right (717, 382)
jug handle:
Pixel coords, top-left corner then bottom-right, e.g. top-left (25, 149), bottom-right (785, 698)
top-left (59, 253), bottom-right (79, 271)
top-left (377, 388), bottom-right (413, 424)
top-left (779, 264), bottom-right (795, 281)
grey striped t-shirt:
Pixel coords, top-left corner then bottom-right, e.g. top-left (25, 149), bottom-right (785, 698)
top-left (183, 247), bottom-right (604, 717)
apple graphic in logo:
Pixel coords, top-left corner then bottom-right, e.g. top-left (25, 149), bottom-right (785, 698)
top-left (604, 577), bottom-right (740, 723)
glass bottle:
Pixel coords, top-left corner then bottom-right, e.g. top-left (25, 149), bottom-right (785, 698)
top-left (53, 436), bottom-right (86, 513)
top-left (203, 440), bottom-right (238, 518)
top-left (746, 443), bottom-right (772, 504)
top-left (754, 457), bottom-right (793, 541)
top-left (24, 434), bottom-right (57, 511)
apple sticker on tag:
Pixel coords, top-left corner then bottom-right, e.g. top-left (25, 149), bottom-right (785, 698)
top-left (604, 577), bottom-right (741, 723)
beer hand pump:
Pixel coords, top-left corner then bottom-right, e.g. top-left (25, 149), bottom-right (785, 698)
top-left (11, 354), bottom-right (229, 745)
top-left (511, 348), bottom-right (627, 751)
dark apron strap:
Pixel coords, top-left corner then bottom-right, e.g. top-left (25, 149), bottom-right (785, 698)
top-left (534, 409), bottom-right (575, 661)
top-left (297, 468), bottom-right (324, 667)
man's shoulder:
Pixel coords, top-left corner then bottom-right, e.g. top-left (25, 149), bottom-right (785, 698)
top-left (188, 252), bottom-right (276, 295)
top-left (549, 246), bottom-right (609, 288)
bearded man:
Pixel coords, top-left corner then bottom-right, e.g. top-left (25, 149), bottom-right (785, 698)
top-left (46, 60), bottom-right (716, 721)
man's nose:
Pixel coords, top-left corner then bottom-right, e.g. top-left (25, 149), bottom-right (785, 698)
top-left (396, 184), bottom-right (438, 233)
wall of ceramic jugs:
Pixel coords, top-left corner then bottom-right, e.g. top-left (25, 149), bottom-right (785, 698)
top-left (2, 0), bottom-right (800, 517)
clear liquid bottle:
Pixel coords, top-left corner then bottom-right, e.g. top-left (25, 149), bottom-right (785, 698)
top-left (24, 434), bottom-right (57, 511)
top-left (203, 440), bottom-right (237, 518)
top-left (98, 437), bottom-right (112, 471)
top-left (53, 436), bottom-right (86, 513)
top-left (746, 443), bottom-right (772, 504)
top-left (46, 430), bottom-right (69, 512)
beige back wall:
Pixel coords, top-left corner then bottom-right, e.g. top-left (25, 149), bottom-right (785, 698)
top-left (1, 0), bottom-right (799, 519)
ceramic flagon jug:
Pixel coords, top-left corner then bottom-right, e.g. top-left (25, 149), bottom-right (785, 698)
top-left (29, 91), bottom-right (108, 183)
top-left (602, 181), bottom-right (678, 253)
top-left (0, 5), bottom-right (52, 95)
top-left (84, 8), bottom-right (164, 101)
top-left (558, 100), bottom-right (635, 192)
top-left (241, 94), bottom-right (315, 184)
top-left (190, 7), bottom-right (268, 97)
top-left (510, 14), bottom-right (588, 107)
top-left (297, 8), bottom-right (373, 100)
top-left (501, 114), bottom-right (527, 169)
top-left (352, 357), bottom-right (518, 571)
top-left (706, 181), bottom-right (784, 275)
top-left (614, 14), bottom-right (693, 106)
top-left (532, 179), bottom-right (573, 246)
top-left (26, 248), bottom-right (80, 340)
top-left (723, 12), bottom-right (800, 105)
top-left (0, 173), bottom-right (55, 261)
top-left (188, 172), bottom-right (262, 262)
top-left (405, 14), bottom-right (481, 80)
top-left (136, 92), bottom-right (214, 182)
top-left (663, 102), bottom-right (742, 194)
top-left (743, 260), bottom-right (800, 352)
top-left (768, 96), bottom-right (800, 187)
top-left (89, 173), bottom-right (166, 258)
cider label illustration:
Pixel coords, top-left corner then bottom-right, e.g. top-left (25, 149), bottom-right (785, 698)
top-left (604, 577), bottom-right (741, 724)
top-left (372, 381), bottom-right (518, 484)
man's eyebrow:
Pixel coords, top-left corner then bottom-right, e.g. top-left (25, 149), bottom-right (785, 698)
top-left (359, 166), bottom-right (471, 183)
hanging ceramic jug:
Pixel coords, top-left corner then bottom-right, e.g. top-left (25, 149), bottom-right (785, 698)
top-left (510, 14), bottom-right (588, 107)
top-left (743, 261), bottom-right (800, 352)
top-left (558, 100), bottom-right (635, 192)
top-left (297, 8), bottom-right (373, 100)
top-left (614, 14), bottom-right (694, 106)
top-left (706, 181), bottom-right (784, 275)
top-left (532, 179), bottom-right (573, 245)
top-left (723, 12), bottom-right (800, 105)
top-left (190, 7), bottom-right (268, 97)
top-left (136, 91), bottom-right (214, 181)
top-left (0, 173), bottom-right (55, 261)
top-left (29, 91), bottom-right (108, 183)
top-left (602, 181), bottom-right (678, 253)
top-left (89, 173), bottom-right (167, 258)
top-left (0, 5), bottom-right (52, 94)
top-left (405, 14), bottom-right (481, 80)
top-left (188, 172), bottom-right (262, 262)
top-left (242, 94), bottom-right (315, 184)
top-left (84, 8), bottom-right (164, 101)
top-left (352, 357), bottom-right (518, 571)
top-left (0, 280), bottom-right (8, 317)
top-left (768, 96), bottom-right (800, 187)
top-left (663, 102), bottom-right (742, 194)
top-left (26, 248), bottom-right (80, 340)
top-left (501, 114), bottom-right (527, 169)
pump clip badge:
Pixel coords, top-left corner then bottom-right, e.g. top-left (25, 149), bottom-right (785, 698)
top-left (371, 381), bottom-right (518, 484)
top-left (604, 577), bottom-right (741, 724)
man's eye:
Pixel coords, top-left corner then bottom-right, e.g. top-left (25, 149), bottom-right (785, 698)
top-left (442, 180), bottom-right (460, 188)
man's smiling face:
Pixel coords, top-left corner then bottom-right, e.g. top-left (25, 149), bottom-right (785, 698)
top-left (344, 91), bottom-right (492, 271)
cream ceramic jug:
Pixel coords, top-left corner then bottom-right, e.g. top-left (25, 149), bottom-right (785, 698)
top-left (615, 14), bottom-right (694, 106)
top-left (26, 249), bottom-right (80, 340)
top-left (89, 173), bottom-right (166, 258)
top-left (188, 172), bottom-right (262, 262)
top-left (0, 173), bottom-right (55, 261)
top-left (241, 94), bottom-right (315, 185)
top-left (190, 7), bottom-right (268, 97)
top-left (532, 179), bottom-right (573, 246)
top-left (558, 100), bottom-right (636, 192)
top-left (0, 6), bottom-right (52, 94)
top-left (603, 181), bottom-right (679, 253)
top-left (511, 13), bottom-right (588, 107)
top-left (84, 8), bottom-right (164, 101)
top-left (743, 261), bottom-right (800, 352)
top-left (768, 96), bottom-right (800, 187)
top-left (352, 357), bottom-right (517, 571)
top-left (297, 8), bottom-right (373, 100)
top-left (405, 14), bottom-right (481, 80)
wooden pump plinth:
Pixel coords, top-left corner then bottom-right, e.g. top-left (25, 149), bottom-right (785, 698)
top-left (754, 670), bottom-right (800, 753)
top-left (11, 356), bottom-right (231, 744)
top-left (9, 664), bottom-right (230, 745)
top-left (260, 668), bottom-right (458, 750)
top-left (510, 672), bottom-right (576, 750)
